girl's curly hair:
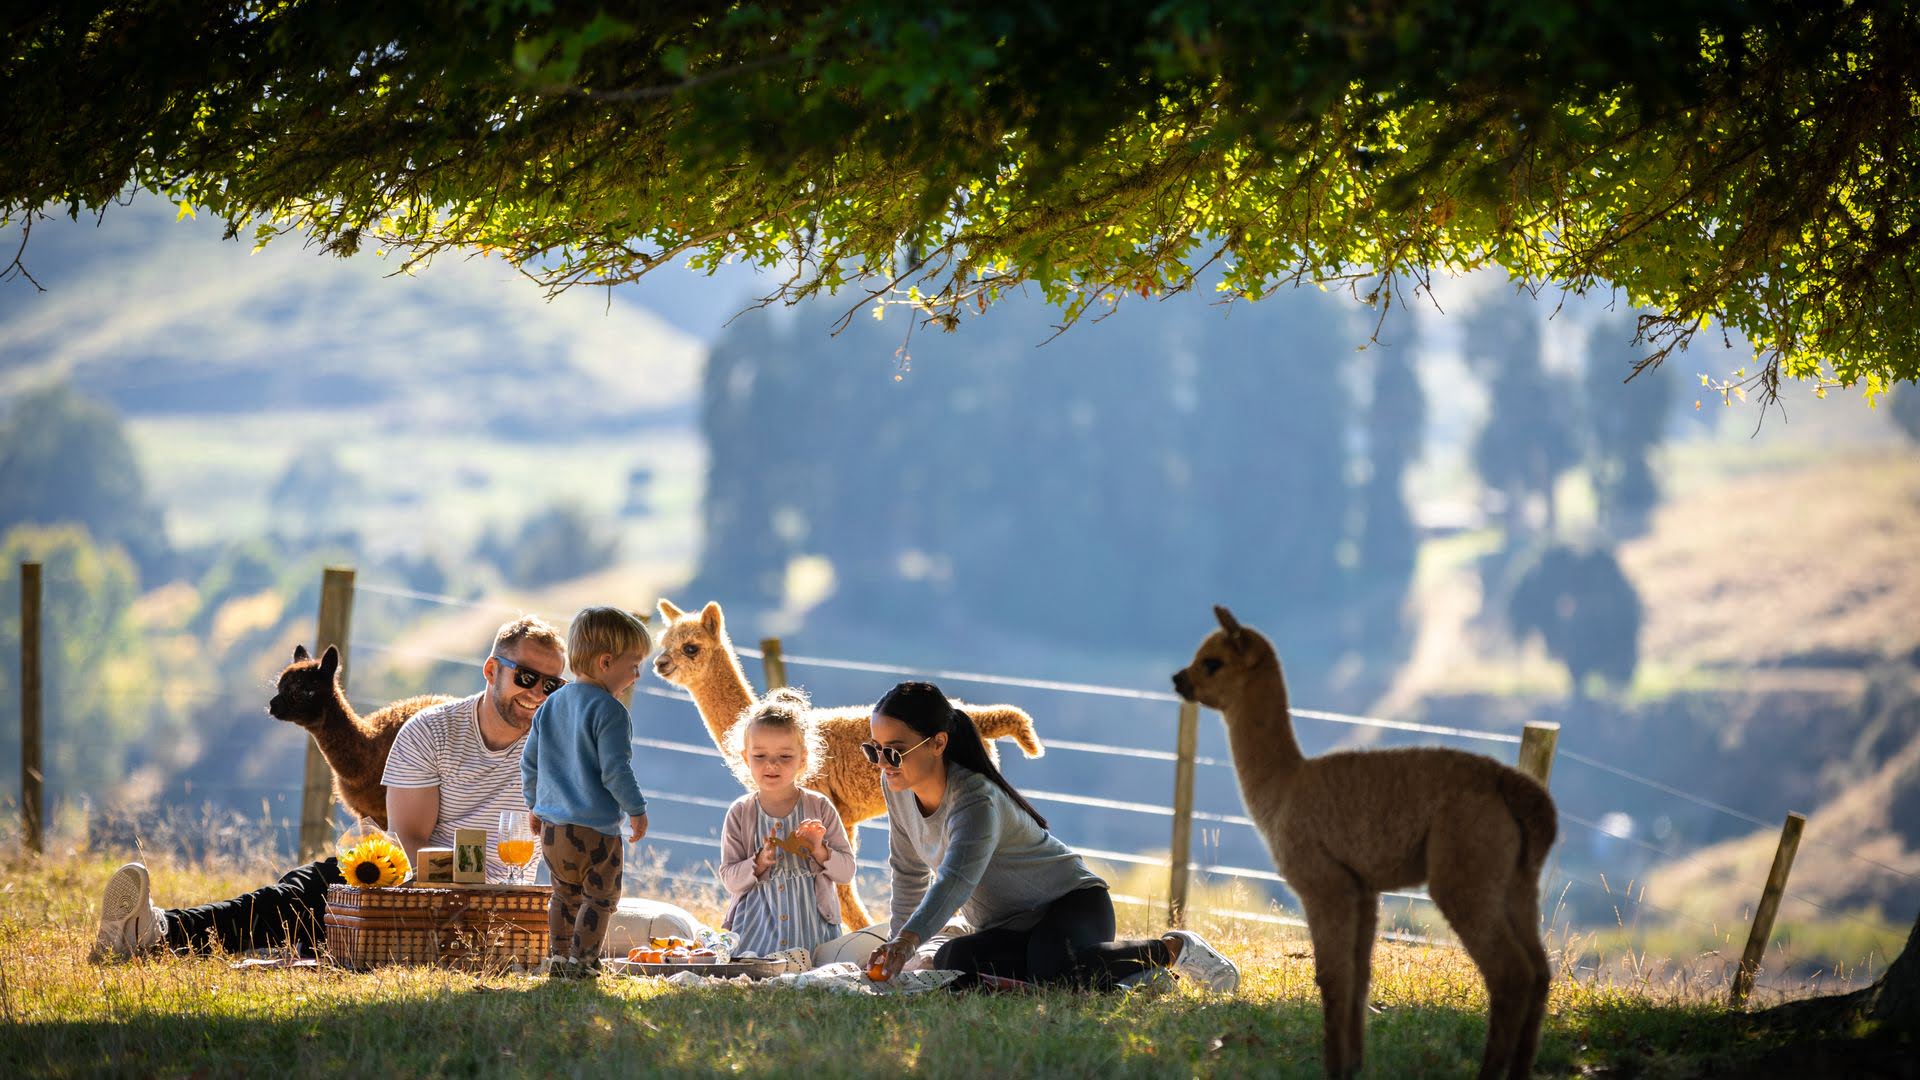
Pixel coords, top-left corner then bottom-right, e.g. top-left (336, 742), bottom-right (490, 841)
top-left (723, 686), bottom-right (825, 790)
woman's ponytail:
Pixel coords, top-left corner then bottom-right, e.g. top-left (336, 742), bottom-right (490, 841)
top-left (947, 705), bottom-right (1049, 830)
top-left (875, 681), bottom-right (1047, 830)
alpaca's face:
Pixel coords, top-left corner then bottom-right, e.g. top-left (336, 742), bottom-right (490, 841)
top-left (652, 600), bottom-right (728, 689)
top-left (1171, 608), bottom-right (1272, 714)
top-left (269, 660), bottom-right (331, 728)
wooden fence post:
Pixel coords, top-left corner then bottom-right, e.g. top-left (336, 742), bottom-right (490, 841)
top-left (1730, 811), bottom-right (1806, 1008)
top-left (299, 567), bottom-right (355, 861)
top-left (1517, 721), bottom-right (1560, 785)
top-left (1168, 699), bottom-right (1199, 928)
top-left (759, 638), bottom-right (787, 691)
top-left (19, 562), bottom-right (42, 854)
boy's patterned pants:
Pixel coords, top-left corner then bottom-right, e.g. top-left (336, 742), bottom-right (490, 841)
top-left (541, 822), bottom-right (624, 961)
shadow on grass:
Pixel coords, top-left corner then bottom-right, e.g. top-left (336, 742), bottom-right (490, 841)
top-left (0, 970), bottom-right (1771, 1079)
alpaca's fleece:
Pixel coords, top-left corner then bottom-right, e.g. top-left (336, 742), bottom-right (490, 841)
top-left (1174, 606), bottom-right (1556, 1080)
top-left (652, 598), bottom-right (1045, 930)
top-left (269, 644), bottom-right (453, 827)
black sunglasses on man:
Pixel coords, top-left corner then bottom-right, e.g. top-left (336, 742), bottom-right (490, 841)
top-left (492, 654), bottom-right (567, 696)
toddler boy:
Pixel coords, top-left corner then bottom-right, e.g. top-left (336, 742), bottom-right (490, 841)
top-left (522, 606), bottom-right (652, 975)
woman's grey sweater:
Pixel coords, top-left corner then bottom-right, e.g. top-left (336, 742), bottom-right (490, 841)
top-left (886, 760), bottom-right (1105, 940)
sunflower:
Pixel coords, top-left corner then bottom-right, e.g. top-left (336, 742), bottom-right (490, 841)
top-left (339, 833), bottom-right (411, 888)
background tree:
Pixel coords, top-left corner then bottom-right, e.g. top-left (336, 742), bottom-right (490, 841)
top-left (0, 383), bottom-right (171, 581)
top-left (1582, 313), bottom-right (1676, 541)
top-left (1507, 544), bottom-right (1643, 702)
top-left (1890, 389), bottom-right (1920, 444)
top-left (689, 314), bottom-right (803, 608)
top-left (690, 289), bottom-right (1407, 684)
top-left (8, 1), bottom-right (1917, 399)
top-left (477, 503), bottom-right (620, 588)
top-left (1188, 295), bottom-right (1354, 623)
top-left (268, 446), bottom-right (362, 535)
top-left (0, 525), bottom-right (168, 801)
top-left (188, 538), bottom-right (281, 637)
top-left (1467, 292), bottom-right (1577, 547)
top-left (1355, 339), bottom-right (1427, 642)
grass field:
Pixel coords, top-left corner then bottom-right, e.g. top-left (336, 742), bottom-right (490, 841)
top-left (0, 838), bottom-right (1816, 1079)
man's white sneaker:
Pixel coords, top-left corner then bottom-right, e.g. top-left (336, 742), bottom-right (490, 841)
top-left (1164, 929), bottom-right (1239, 993)
top-left (90, 862), bottom-right (167, 962)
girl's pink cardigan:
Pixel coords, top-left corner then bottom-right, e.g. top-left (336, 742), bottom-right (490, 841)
top-left (716, 786), bottom-right (856, 929)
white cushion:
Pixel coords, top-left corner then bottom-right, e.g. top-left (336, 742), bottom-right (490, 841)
top-left (811, 927), bottom-right (890, 969)
top-left (599, 897), bottom-right (705, 957)
top-left (810, 921), bottom-right (969, 971)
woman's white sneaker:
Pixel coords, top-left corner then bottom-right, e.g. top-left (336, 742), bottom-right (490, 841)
top-left (91, 862), bottom-right (167, 962)
top-left (1164, 929), bottom-right (1239, 993)
top-left (1115, 966), bottom-right (1178, 995)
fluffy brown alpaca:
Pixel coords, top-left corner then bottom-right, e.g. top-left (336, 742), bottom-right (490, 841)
top-left (652, 599), bottom-right (1045, 930)
top-left (1173, 607), bottom-right (1556, 1080)
top-left (269, 644), bottom-right (454, 828)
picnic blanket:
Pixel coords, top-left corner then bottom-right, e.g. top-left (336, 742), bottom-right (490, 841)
top-left (647, 962), bottom-right (962, 996)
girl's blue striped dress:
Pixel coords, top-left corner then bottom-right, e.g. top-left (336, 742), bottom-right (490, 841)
top-left (729, 799), bottom-right (840, 955)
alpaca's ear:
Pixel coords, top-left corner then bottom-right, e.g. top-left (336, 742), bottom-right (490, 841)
top-left (657, 599), bottom-right (684, 621)
top-left (293, 644), bottom-right (310, 662)
top-left (319, 645), bottom-right (340, 679)
top-left (700, 601), bottom-right (724, 634)
top-left (1214, 606), bottom-right (1244, 636)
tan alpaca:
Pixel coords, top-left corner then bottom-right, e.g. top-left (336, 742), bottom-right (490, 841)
top-left (268, 645), bottom-right (454, 828)
top-left (1174, 607), bottom-right (1555, 1080)
top-left (652, 599), bottom-right (1045, 930)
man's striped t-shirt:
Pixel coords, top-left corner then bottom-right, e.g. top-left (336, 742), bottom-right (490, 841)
top-left (379, 692), bottom-right (528, 882)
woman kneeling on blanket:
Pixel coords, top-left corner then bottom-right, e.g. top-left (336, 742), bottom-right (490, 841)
top-left (864, 681), bottom-right (1239, 992)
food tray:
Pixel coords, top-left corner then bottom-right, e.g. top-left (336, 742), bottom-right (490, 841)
top-left (603, 956), bottom-right (791, 980)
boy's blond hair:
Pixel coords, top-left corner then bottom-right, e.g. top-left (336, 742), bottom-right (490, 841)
top-left (565, 606), bottom-right (652, 678)
top-left (724, 687), bottom-right (825, 789)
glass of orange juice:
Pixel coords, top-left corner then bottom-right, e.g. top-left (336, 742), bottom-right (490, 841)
top-left (497, 811), bottom-right (537, 885)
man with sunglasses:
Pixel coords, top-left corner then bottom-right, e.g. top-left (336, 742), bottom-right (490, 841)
top-left (382, 616), bottom-right (569, 877)
top-left (90, 616), bottom-right (568, 961)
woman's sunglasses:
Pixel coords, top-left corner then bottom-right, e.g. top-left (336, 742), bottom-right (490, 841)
top-left (860, 735), bottom-right (933, 769)
top-left (491, 654), bottom-right (567, 696)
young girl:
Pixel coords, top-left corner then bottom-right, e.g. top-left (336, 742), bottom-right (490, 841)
top-left (716, 688), bottom-right (854, 957)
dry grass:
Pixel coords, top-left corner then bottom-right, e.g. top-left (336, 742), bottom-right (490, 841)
top-left (1619, 451), bottom-right (1920, 673)
top-left (0, 825), bottom-right (1819, 1079)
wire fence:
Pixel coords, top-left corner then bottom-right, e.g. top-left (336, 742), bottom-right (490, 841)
top-left (341, 579), bottom-right (1920, 963)
top-left (10, 568), bottom-right (1914, 981)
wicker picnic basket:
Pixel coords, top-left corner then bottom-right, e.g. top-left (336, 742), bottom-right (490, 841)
top-left (323, 883), bottom-right (550, 971)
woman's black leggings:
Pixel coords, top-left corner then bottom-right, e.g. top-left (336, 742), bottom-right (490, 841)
top-left (932, 885), bottom-right (1172, 990)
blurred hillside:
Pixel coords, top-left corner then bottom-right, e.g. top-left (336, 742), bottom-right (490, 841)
top-left (0, 197), bottom-right (743, 558)
top-left (1389, 452), bottom-right (1920, 971)
top-left (0, 197), bottom-right (737, 818)
top-left (1625, 455), bottom-right (1920, 671)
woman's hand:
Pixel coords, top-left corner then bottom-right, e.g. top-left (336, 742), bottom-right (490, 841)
top-left (866, 930), bottom-right (920, 981)
top-left (753, 830), bottom-right (779, 876)
top-left (796, 818), bottom-right (830, 863)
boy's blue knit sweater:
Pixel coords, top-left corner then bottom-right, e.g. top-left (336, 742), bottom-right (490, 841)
top-left (520, 681), bottom-right (648, 837)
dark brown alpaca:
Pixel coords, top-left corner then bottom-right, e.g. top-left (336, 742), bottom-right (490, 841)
top-left (269, 644), bottom-right (454, 828)
top-left (1174, 607), bottom-right (1557, 1080)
